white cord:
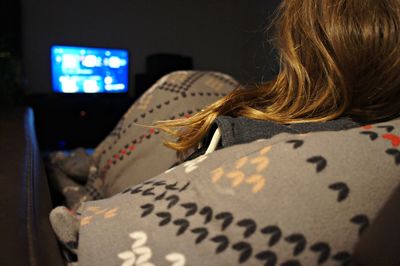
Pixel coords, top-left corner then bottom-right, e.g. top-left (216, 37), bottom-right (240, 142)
top-left (205, 128), bottom-right (221, 154)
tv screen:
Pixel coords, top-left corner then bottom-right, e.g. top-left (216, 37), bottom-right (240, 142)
top-left (51, 45), bottom-right (129, 93)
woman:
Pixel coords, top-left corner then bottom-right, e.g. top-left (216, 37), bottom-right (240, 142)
top-left (51, 1), bottom-right (400, 265)
top-left (156, 0), bottom-right (400, 155)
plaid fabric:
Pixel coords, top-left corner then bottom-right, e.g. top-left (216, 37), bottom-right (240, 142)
top-left (94, 71), bottom-right (239, 197)
top-left (47, 71), bottom-right (239, 209)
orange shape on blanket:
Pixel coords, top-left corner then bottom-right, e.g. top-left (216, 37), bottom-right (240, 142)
top-left (86, 206), bottom-right (100, 212)
top-left (250, 156), bottom-right (270, 173)
top-left (211, 167), bottom-right (224, 183)
top-left (259, 146), bottom-right (272, 156)
top-left (245, 174), bottom-right (266, 193)
top-left (81, 216), bottom-right (93, 226)
top-left (235, 157), bottom-right (248, 169)
top-left (362, 125), bottom-right (373, 130)
top-left (226, 171), bottom-right (245, 187)
top-left (94, 208), bottom-right (107, 215)
top-left (104, 208), bottom-right (119, 218)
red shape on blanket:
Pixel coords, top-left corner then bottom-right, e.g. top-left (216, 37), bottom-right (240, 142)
top-left (382, 133), bottom-right (400, 147)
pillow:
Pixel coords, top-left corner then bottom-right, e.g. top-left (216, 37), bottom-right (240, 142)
top-left (93, 71), bottom-right (240, 197)
top-left (77, 117), bottom-right (400, 265)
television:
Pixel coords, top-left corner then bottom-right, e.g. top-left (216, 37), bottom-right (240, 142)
top-left (51, 45), bottom-right (129, 93)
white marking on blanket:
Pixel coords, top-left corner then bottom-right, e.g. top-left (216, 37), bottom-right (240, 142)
top-left (165, 253), bottom-right (186, 266)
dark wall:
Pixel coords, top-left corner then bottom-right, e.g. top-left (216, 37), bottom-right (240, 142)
top-left (1, 0), bottom-right (21, 55)
top-left (1, 0), bottom-right (22, 105)
top-left (21, 0), bottom-right (281, 95)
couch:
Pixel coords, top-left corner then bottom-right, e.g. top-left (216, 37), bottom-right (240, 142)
top-left (0, 69), bottom-right (400, 265)
top-left (1, 107), bottom-right (399, 266)
top-left (0, 108), bottom-right (64, 266)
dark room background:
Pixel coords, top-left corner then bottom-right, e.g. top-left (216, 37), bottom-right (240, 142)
top-left (1, 0), bottom-right (281, 150)
top-left (21, 0), bottom-right (281, 95)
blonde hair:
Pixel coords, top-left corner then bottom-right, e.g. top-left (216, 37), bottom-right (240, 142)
top-left (156, 0), bottom-right (400, 152)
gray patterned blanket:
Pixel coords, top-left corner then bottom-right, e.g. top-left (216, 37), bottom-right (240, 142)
top-left (48, 71), bottom-right (400, 265)
top-left (76, 117), bottom-right (400, 265)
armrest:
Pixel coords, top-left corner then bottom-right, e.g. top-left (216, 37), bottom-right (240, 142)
top-left (0, 107), bottom-right (64, 266)
top-left (353, 185), bottom-right (400, 266)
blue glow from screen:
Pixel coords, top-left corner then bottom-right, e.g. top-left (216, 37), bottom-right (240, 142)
top-left (51, 45), bottom-right (129, 93)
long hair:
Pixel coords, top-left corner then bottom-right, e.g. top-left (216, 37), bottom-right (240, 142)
top-left (156, 0), bottom-right (400, 152)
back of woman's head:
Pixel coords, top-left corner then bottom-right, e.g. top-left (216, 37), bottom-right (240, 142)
top-left (157, 0), bottom-right (400, 152)
top-left (276, 0), bottom-right (400, 121)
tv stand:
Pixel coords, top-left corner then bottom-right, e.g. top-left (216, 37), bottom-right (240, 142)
top-left (25, 94), bottom-right (134, 151)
